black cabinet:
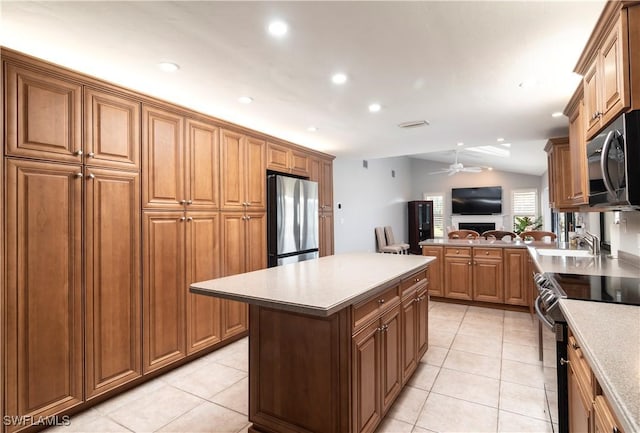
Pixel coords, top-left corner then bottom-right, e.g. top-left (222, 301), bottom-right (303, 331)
top-left (408, 201), bottom-right (434, 254)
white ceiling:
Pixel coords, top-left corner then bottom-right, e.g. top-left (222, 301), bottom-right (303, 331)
top-left (1, 1), bottom-right (606, 175)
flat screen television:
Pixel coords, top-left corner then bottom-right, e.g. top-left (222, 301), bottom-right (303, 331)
top-left (452, 186), bottom-right (502, 215)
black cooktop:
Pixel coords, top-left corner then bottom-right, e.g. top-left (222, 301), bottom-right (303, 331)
top-left (549, 273), bottom-right (640, 306)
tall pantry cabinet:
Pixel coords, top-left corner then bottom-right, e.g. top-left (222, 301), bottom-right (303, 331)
top-left (3, 59), bottom-right (143, 428)
top-left (1, 48), bottom-right (334, 433)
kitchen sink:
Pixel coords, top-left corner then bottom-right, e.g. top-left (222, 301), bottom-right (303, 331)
top-left (535, 248), bottom-right (594, 257)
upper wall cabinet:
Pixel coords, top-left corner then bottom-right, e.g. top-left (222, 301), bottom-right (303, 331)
top-left (545, 137), bottom-right (577, 211)
top-left (266, 141), bottom-right (310, 177)
top-left (220, 129), bottom-right (266, 211)
top-left (576, 3), bottom-right (640, 140)
top-left (5, 63), bottom-right (83, 163)
top-left (565, 86), bottom-right (589, 206)
top-left (84, 87), bottom-right (141, 170)
top-left (142, 105), bottom-right (220, 210)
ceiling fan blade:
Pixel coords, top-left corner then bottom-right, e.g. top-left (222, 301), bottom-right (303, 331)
top-left (461, 167), bottom-right (483, 172)
top-left (447, 171), bottom-right (457, 176)
top-left (427, 169), bottom-right (452, 175)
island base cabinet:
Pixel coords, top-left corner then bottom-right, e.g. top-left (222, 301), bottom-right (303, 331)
top-left (248, 306), bottom-right (351, 433)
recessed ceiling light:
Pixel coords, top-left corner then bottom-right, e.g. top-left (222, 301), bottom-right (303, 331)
top-left (368, 103), bottom-right (381, 113)
top-left (488, 167), bottom-right (494, 171)
top-left (500, 142), bottom-right (511, 148)
top-left (551, 112), bottom-right (564, 118)
top-left (268, 20), bottom-right (288, 37)
top-left (158, 62), bottom-right (179, 72)
top-left (497, 138), bottom-right (504, 142)
top-left (457, 142), bottom-right (464, 146)
top-left (331, 73), bottom-right (348, 85)
top-left (238, 96), bottom-right (253, 104)
top-left (307, 126), bottom-right (318, 132)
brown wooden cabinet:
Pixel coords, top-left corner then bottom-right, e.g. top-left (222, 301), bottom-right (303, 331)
top-left (85, 168), bottom-right (141, 399)
top-left (220, 130), bottom-right (266, 211)
top-left (400, 270), bottom-right (429, 384)
top-left (142, 212), bottom-right (187, 373)
top-left (84, 87), bottom-right (141, 170)
top-left (380, 306), bottom-right (402, 414)
top-left (472, 248), bottom-right (504, 303)
top-left (593, 395), bottom-right (625, 433)
top-left (444, 248), bottom-right (473, 300)
top-left (400, 295), bottom-right (417, 383)
top-left (5, 63), bottom-right (83, 163)
top-left (352, 320), bottom-right (381, 433)
top-left (220, 212), bottom-right (266, 338)
top-left (566, 86), bottom-right (589, 206)
top-left (5, 159), bottom-right (84, 427)
top-left (584, 15), bottom-right (629, 140)
top-left (545, 137), bottom-right (577, 210)
top-left (266, 141), bottom-right (310, 177)
top-left (320, 212), bottom-right (334, 257)
top-left (503, 248), bottom-right (530, 306)
top-left (186, 212), bottom-right (222, 354)
top-left (310, 156), bottom-right (334, 256)
top-left (422, 246), bottom-right (443, 297)
top-left (142, 106), bottom-right (220, 210)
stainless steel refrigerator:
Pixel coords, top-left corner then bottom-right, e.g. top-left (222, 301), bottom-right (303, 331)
top-left (267, 174), bottom-right (319, 267)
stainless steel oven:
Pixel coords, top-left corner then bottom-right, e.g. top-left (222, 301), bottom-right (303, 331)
top-left (587, 110), bottom-right (640, 210)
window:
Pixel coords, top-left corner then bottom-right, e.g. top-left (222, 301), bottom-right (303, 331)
top-left (423, 193), bottom-right (444, 238)
top-left (512, 189), bottom-right (539, 230)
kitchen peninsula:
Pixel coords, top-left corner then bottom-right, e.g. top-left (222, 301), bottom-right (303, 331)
top-left (190, 253), bottom-right (433, 433)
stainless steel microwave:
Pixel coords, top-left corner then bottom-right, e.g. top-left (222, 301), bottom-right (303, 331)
top-left (587, 110), bottom-right (640, 210)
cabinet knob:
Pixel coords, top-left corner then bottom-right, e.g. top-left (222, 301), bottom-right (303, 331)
top-left (378, 298), bottom-right (385, 304)
top-left (87, 173), bottom-right (95, 179)
top-left (180, 200), bottom-right (186, 204)
top-left (485, 251), bottom-right (489, 255)
top-left (186, 200), bottom-right (193, 205)
top-left (246, 215), bottom-right (251, 220)
top-left (571, 341), bottom-right (579, 350)
top-left (87, 152), bottom-right (95, 158)
top-left (75, 172), bottom-right (83, 178)
top-left (187, 217), bottom-right (193, 222)
top-left (75, 150), bottom-right (83, 156)
top-left (180, 217), bottom-right (186, 222)
top-left (560, 358), bottom-right (570, 366)
top-left (382, 324), bottom-right (388, 332)
top-left (456, 250), bottom-right (460, 254)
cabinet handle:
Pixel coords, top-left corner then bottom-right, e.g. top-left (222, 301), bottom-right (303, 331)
top-left (88, 152), bottom-right (95, 158)
top-left (186, 200), bottom-right (193, 205)
top-left (382, 324), bottom-right (388, 332)
top-left (571, 341), bottom-right (579, 350)
top-left (75, 172), bottom-right (83, 178)
top-left (456, 250), bottom-right (460, 254)
top-left (180, 200), bottom-right (187, 204)
top-left (468, 261), bottom-right (471, 265)
top-left (378, 299), bottom-right (385, 304)
top-left (613, 427), bottom-right (619, 433)
top-left (246, 215), bottom-right (251, 220)
top-left (560, 358), bottom-right (570, 366)
top-left (187, 217), bottom-right (193, 222)
top-left (415, 278), bottom-right (419, 282)
top-left (75, 150), bottom-right (83, 156)
top-left (87, 173), bottom-right (95, 179)
top-left (180, 217), bottom-right (186, 222)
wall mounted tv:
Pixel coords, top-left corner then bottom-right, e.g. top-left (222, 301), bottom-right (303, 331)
top-left (452, 186), bottom-right (502, 215)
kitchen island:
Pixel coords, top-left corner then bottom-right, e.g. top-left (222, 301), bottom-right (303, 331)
top-left (191, 253), bottom-right (433, 433)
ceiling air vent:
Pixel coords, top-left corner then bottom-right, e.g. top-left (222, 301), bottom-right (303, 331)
top-left (398, 120), bottom-right (429, 129)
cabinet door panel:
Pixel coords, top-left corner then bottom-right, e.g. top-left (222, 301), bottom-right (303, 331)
top-left (85, 168), bottom-right (141, 398)
top-left (186, 119), bottom-right (219, 210)
top-left (246, 212), bottom-right (267, 272)
top-left (5, 159), bottom-right (83, 421)
top-left (186, 212), bottom-right (222, 353)
top-left (290, 150), bottom-right (309, 176)
top-left (584, 61), bottom-right (600, 137)
top-left (352, 321), bottom-right (381, 433)
top-left (266, 142), bottom-right (289, 172)
top-left (444, 258), bottom-right (472, 300)
top-left (320, 213), bottom-right (334, 257)
top-left (246, 136), bottom-right (266, 210)
top-left (422, 247), bottom-right (443, 297)
top-left (601, 22), bottom-right (628, 121)
top-left (416, 288), bottom-right (429, 359)
top-left (504, 249), bottom-right (528, 306)
top-left (221, 213), bottom-right (248, 338)
top-left (381, 306), bottom-right (402, 414)
top-left (568, 364), bottom-right (591, 433)
top-left (220, 129), bottom-right (245, 210)
top-left (401, 296), bottom-right (417, 384)
top-left (6, 64), bottom-right (82, 163)
top-left (143, 212), bottom-right (186, 372)
top-left (85, 87), bottom-right (140, 170)
top-left (321, 160), bottom-right (333, 212)
top-left (142, 106), bottom-right (185, 209)
top-left (473, 259), bottom-right (504, 303)
top-left (569, 97), bottom-right (588, 206)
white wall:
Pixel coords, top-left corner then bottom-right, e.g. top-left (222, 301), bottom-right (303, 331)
top-left (409, 158), bottom-right (545, 232)
top-left (618, 211), bottom-right (640, 255)
top-left (333, 156), bottom-right (412, 253)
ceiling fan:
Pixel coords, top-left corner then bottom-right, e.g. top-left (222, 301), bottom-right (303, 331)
top-left (428, 150), bottom-right (483, 176)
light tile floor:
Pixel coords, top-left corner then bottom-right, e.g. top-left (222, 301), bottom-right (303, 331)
top-left (47, 301), bottom-right (557, 433)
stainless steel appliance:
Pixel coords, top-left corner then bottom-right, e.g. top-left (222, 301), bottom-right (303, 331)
top-left (587, 110), bottom-right (640, 210)
top-left (534, 272), bottom-right (640, 433)
top-left (267, 174), bottom-right (319, 267)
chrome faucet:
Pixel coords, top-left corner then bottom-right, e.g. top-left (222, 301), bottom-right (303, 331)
top-left (579, 232), bottom-right (600, 255)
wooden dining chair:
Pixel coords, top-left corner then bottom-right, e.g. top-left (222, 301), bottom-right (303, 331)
top-left (520, 230), bottom-right (557, 241)
top-left (447, 229), bottom-right (480, 239)
top-left (481, 230), bottom-right (517, 240)
top-left (375, 227), bottom-right (403, 253)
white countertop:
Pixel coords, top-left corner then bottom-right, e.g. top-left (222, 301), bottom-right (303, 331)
top-left (559, 300), bottom-right (640, 433)
top-left (528, 247), bottom-right (640, 278)
top-left (190, 253), bottom-right (433, 317)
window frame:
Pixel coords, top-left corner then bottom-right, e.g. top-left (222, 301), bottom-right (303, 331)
top-left (423, 192), bottom-right (445, 238)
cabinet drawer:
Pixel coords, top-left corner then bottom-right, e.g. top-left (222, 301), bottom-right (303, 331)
top-left (568, 334), bottom-right (593, 402)
top-left (444, 247), bottom-right (471, 257)
top-left (352, 285), bottom-right (399, 331)
top-left (401, 269), bottom-right (428, 297)
top-left (473, 248), bottom-right (502, 259)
